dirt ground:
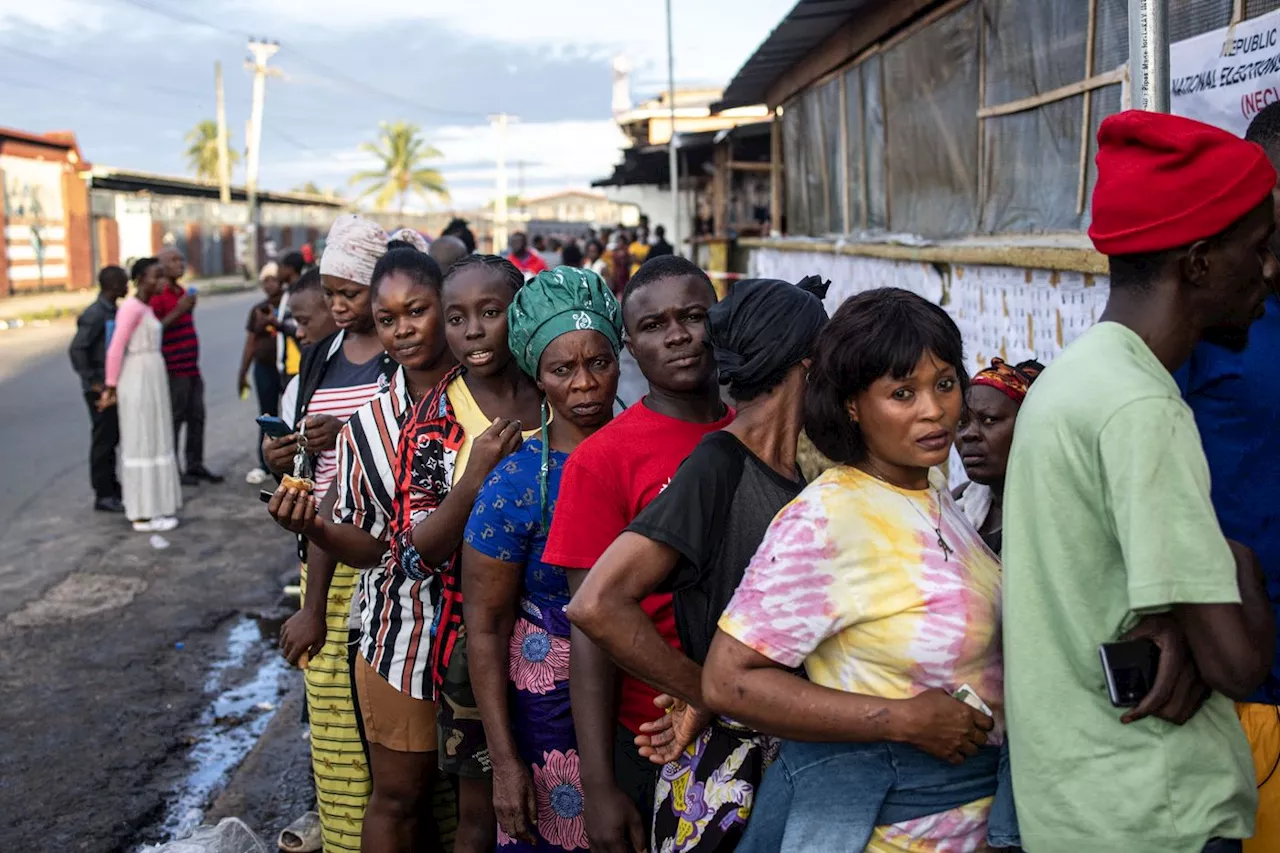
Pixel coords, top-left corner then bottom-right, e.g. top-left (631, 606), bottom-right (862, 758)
top-left (0, 438), bottom-right (313, 852)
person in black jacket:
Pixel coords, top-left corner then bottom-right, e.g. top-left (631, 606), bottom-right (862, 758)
top-left (69, 265), bottom-right (130, 512)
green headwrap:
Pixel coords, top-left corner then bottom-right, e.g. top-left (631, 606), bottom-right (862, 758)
top-left (507, 265), bottom-right (624, 531)
top-left (507, 266), bottom-right (623, 378)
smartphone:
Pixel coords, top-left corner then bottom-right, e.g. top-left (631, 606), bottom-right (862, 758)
top-left (256, 414), bottom-right (293, 439)
top-left (259, 490), bottom-right (275, 503)
top-left (1099, 638), bottom-right (1160, 707)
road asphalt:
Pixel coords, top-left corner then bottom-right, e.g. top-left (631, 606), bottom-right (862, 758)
top-left (0, 291), bottom-right (308, 851)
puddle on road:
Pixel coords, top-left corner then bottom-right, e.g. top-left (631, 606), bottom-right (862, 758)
top-left (146, 615), bottom-right (291, 846)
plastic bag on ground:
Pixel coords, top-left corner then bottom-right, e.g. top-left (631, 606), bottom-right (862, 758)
top-left (138, 817), bottom-right (267, 853)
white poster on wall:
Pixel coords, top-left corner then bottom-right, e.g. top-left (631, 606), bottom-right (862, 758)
top-left (1170, 9), bottom-right (1280, 136)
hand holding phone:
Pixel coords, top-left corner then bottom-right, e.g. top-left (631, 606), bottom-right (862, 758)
top-left (1100, 638), bottom-right (1161, 708)
top-left (256, 414), bottom-right (293, 440)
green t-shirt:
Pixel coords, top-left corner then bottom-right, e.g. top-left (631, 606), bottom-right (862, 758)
top-left (1003, 321), bottom-right (1256, 853)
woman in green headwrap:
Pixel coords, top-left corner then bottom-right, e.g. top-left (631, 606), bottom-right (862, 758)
top-left (460, 266), bottom-right (624, 851)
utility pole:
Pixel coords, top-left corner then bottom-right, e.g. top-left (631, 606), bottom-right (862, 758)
top-left (215, 62), bottom-right (230, 204)
top-left (244, 39), bottom-right (281, 274)
top-left (490, 114), bottom-right (516, 254)
top-left (665, 0), bottom-right (681, 257)
top-left (1128, 0), bottom-right (1169, 112)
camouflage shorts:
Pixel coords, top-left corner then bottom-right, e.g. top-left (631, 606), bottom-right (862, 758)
top-left (437, 630), bottom-right (491, 778)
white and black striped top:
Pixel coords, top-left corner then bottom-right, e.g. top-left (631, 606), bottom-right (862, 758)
top-left (332, 367), bottom-right (437, 699)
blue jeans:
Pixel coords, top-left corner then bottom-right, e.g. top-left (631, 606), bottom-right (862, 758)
top-left (738, 739), bottom-right (1018, 852)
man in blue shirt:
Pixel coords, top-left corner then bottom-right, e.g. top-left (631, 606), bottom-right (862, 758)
top-left (1180, 102), bottom-right (1280, 852)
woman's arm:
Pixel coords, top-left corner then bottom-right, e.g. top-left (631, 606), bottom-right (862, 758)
top-left (269, 486), bottom-right (389, 569)
top-left (567, 532), bottom-right (703, 705)
top-left (701, 630), bottom-right (992, 763)
top-left (461, 544), bottom-right (522, 766)
top-left (237, 330), bottom-right (256, 395)
top-left (567, 568), bottom-right (646, 853)
top-left (104, 299), bottom-right (145, 388)
top-left (408, 418), bottom-right (523, 567)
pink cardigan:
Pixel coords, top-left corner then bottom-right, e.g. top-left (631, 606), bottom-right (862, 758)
top-left (104, 296), bottom-right (149, 388)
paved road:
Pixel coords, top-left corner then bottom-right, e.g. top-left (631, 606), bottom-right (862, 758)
top-left (0, 290), bottom-right (304, 852)
top-left (0, 291), bottom-right (263, 539)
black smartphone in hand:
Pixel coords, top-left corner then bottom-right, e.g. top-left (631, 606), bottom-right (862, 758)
top-left (1100, 638), bottom-right (1161, 707)
top-left (256, 415), bottom-right (293, 439)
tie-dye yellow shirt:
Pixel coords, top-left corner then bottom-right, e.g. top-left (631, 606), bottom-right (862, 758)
top-left (718, 465), bottom-right (1004, 853)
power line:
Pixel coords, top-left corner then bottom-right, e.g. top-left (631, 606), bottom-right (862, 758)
top-left (3, 44), bottom-right (210, 104)
top-left (0, 73), bottom-right (136, 114)
top-left (110, 0), bottom-right (489, 122)
top-left (264, 124), bottom-right (316, 155)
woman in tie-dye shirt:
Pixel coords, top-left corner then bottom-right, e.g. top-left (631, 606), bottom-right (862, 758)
top-left (703, 288), bottom-right (1006, 853)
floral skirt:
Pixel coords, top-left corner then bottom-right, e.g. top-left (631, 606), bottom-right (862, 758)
top-left (652, 720), bottom-right (778, 853)
top-left (499, 599), bottom-right (589, 852)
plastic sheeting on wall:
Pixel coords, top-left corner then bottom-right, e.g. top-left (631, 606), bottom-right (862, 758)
top-left (979, 0), bottom-right (1090, 233)
top-left (781, 105), bottom-right (810, 238)
top-left (882, 2), bottom-right (981, 238)
top-left (860, 55), bottom-right (889, 231)
top-left (779, 0), bottom-right (1264, 243)
top-left (817, 77), bottom-right (845, 236)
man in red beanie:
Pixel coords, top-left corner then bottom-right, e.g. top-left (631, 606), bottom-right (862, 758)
top-left (1002, 110), bottom-right (1277, 853)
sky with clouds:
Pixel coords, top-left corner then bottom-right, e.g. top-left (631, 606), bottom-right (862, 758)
top-left (0, 0), bottom-right (794, 209)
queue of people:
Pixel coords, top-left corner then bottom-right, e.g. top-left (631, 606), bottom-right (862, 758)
top-left (257, 107), bottom-right (1278, 853)
top-left (65, 102), bottom-right (1280, 853)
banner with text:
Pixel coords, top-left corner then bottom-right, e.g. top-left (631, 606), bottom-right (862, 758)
top-left (1171, 9), bottom-right (1280, 137)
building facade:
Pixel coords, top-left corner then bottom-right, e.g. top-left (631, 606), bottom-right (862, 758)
top-left (717, 0), bottom-right (1280, 371)
top-left (0, 128), bottom-right (93, 295)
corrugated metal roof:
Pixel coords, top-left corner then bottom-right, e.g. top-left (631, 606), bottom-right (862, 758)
top-left (713, 0), bottom-right (878, 112)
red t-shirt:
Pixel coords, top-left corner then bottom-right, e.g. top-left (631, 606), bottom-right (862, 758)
top-left (150, 283), bottom-right (200, 377)
top-left (508, 251), bottom-right (548, 276)
top-left (543, 399), bottom-right (734, 734)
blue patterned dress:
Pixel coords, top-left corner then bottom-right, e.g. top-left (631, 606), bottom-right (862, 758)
top-left (464, 439), bottom-right (587, 852)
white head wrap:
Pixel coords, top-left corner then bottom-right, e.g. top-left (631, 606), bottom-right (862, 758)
top-left (388, 227), bottom-right (429, 253)
top-left (258, 261), bottom-right (279, 282)
top-left (319, 214), bottom-right (389, 286)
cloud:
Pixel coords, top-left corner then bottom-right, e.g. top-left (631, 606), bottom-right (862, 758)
top-left (0, 0), bottom-right (793, 207)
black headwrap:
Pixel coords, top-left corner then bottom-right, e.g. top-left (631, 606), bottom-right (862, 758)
top-left (708, 275), bottom-right (830, 390)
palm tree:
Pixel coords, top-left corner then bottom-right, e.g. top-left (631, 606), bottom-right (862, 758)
top-left (184, 120), bottom-right (239, 182)
top-left (294, 181), bottom-right (344, 199)
top-left (349, 121), bottom-right (449, 214)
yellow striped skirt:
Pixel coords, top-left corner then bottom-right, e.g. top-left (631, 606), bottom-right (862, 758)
top-left (300, 560), bottom-right (370, 853)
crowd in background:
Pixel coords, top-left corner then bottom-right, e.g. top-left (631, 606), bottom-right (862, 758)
top-left (503, 219), bottom-right (675, 296)
top-left (66, 104), bottom-right (1280, 853)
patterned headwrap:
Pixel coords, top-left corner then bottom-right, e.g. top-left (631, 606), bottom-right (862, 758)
top-left (507, 265), bottom-right (624, 529)
top-left (319, 214), bottom-right (389, 286)
top-left (971, 358), bottom-right (1044, 405)
top-left (388, 227), bottom-right (429, 253)
top-left (507, 266), bottom-right (623, 378)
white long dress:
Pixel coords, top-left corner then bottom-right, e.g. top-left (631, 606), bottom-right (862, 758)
top-left (107, 296), bottom-right (183, 521)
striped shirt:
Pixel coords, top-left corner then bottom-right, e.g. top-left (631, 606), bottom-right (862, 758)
top-left (388, 365), bottom-right (467, 693)
top-left (334, 368), bottom-right (437, 698)
top-left (281, 337), bottom-right (386, 500)
top-left (150, 283), bottom-right (200, 377)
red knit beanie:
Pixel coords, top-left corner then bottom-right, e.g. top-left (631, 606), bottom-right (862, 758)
top-left (1088, 110), bottom-right (1276, 256)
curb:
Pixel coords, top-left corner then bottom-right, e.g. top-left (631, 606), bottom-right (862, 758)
top-left (0, 280), bottom-right (257, 330)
